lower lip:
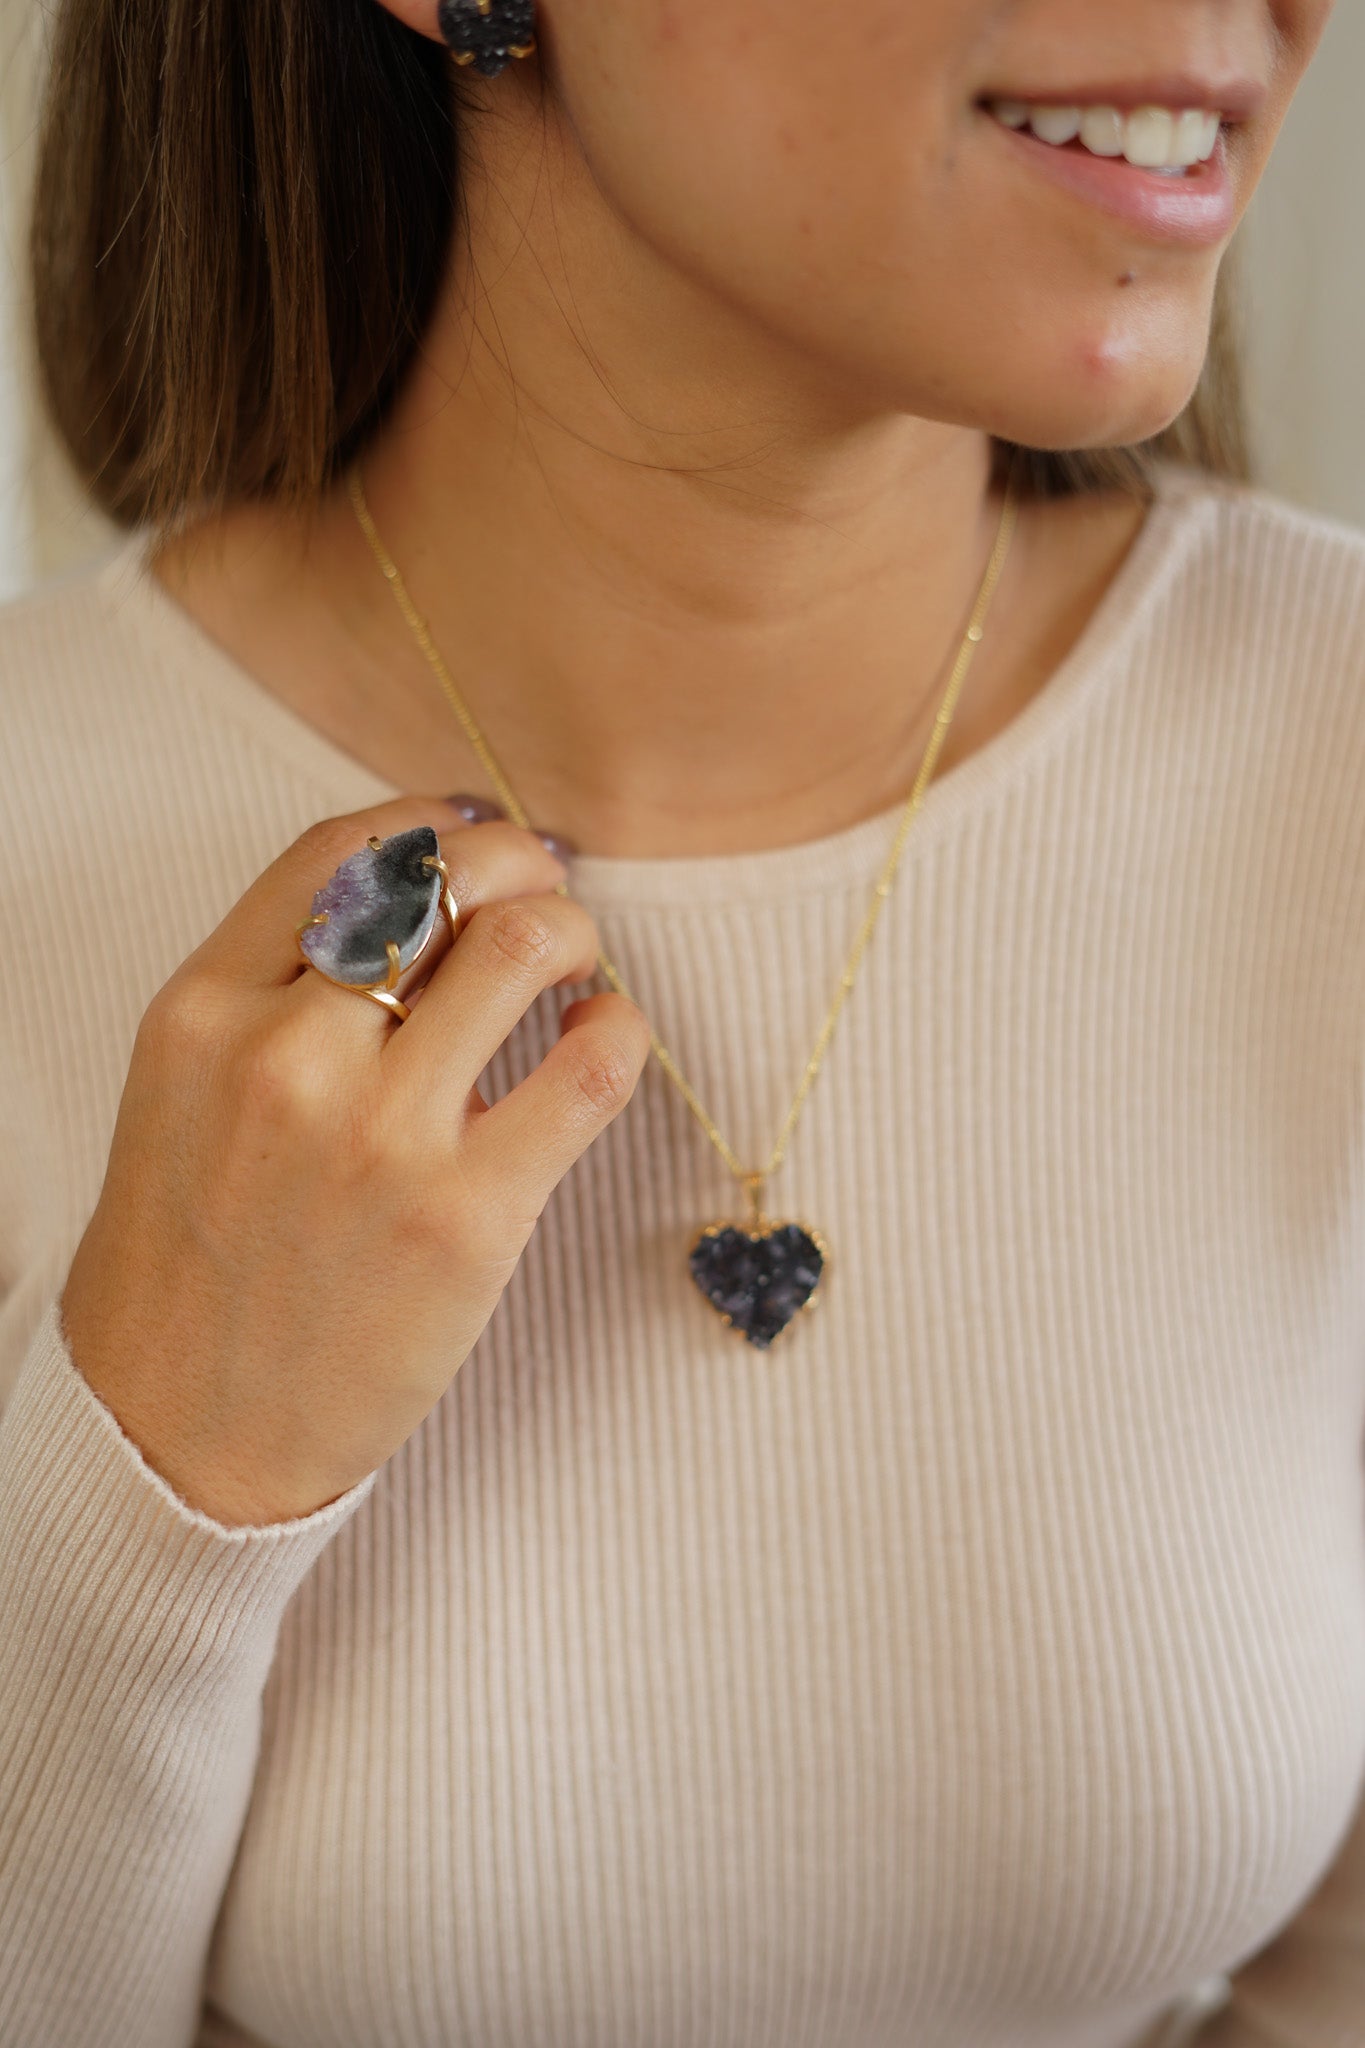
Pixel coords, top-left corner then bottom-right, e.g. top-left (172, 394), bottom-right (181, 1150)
top-left (982, 111), bottom-right (1235, 247)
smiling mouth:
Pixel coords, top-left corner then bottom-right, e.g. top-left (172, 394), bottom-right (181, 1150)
top-left (976, 97), bottom-right (1226, 177)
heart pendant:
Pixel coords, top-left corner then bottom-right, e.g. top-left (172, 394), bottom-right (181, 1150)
top-left (688, 1215), bottom-right (828, 1350)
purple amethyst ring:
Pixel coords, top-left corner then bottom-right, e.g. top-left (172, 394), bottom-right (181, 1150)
top-left (294, 825), bottom-right (460, 1022)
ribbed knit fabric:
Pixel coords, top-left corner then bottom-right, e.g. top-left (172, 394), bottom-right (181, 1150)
top-left (0, 456), bottom-right (1363, 2048)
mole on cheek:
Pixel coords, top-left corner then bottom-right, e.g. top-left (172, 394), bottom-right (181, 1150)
top-left (1117, 270), bottom-right (1136, 287)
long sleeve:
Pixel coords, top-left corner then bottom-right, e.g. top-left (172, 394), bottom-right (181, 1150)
top-left (0, 1295), bottom-right (377, 2048)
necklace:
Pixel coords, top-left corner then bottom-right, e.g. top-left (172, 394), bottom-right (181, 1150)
top-left (347, 454), bottom-right (1021, 1349)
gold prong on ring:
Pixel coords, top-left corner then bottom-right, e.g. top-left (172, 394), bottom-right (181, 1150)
top-left (367, 834), bottom-right (383, 850)
top-left (384, 940), bottom-right (402, 990)
top-left (295, 911), bottom-right (329, 939)
top-left (423, 854), bottom-right (461, 940)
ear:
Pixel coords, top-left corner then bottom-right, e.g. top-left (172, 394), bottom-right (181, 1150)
top-left (371, 0), bottom-right (446, 43)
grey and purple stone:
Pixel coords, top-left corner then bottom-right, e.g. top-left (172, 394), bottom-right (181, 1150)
top-left (299, 825), bottom-right (443, 986)
top-left (688, 1223), bottom-right (825, 1349)
top-left (436, 0), bottom-right (536, 76)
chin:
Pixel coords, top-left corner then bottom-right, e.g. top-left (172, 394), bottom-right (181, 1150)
top-left (795, 272), bottom-right (1218, 455)
top-left (983, 382), bottom-right (1201, 454)
top-left (956, 317), bottom-right (1214, 455)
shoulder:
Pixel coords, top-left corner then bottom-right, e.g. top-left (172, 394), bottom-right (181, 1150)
top-left (1139, 461), bottom-right (1365, 805)
top-left (1141, 462), bottom-right (1365, 939)
top-left (1151, 458), bottom-right (1365, 678)
top-left (0, 533), bottom-right (167, 794)
top-left (0, 531), bottom-right (151, 663)
top-left (0, 525), bottom-right (338, 837)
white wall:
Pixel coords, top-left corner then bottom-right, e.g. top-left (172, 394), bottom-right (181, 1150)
top-left (0, 0), bottom-right (37, 598)
top-left (0, 198), bottom-right (28, 601)
top-left (1, 0), bottom-right (1363, 595)
top-left (1240, 0), bottom-right (1365, 523)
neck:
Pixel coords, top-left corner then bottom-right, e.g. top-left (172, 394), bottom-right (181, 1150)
top-left (152, 78), bottom-right (1134, 860)
top-left (346, 389), bottom-right (1012, 851)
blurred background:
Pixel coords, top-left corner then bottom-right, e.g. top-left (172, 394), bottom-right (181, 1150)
top-left (1, 1), bottom-right (1362, 603)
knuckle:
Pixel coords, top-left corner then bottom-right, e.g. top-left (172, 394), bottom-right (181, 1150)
top-left (407, 1157), bottom-right (504, 1265)
top-left (560, 1029), bottom-right (641, 1116)
top-left (294, 813), bottom-right (355, 865)
top-left (137, 973), bottom-right (232, 1069)
top-left (481, 899), bottom-right (561, 976)
top-left (388, 1171), bottom-right (466, 1261)
top-left (231, 1018), bottom-right (336, 1124)
top-left (452, 1174), bottom-right (533, 1270)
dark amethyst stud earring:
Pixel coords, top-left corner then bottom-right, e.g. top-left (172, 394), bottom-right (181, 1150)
top-left (436, 0), bottom-right (537, 77)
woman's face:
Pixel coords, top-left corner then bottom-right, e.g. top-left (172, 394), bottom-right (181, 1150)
top-left (408, 0), bottom-right (1335, 450)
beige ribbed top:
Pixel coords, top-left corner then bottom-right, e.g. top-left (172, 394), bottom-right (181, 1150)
top-left (1, 456), bottom-right (1363, 2048)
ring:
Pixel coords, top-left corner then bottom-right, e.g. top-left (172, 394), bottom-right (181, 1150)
top-left (294, 825), bottom-right (460, 1022)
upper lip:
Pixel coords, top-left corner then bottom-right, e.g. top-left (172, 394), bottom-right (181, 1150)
top-left (981, 73), bottom-right (1268, 121)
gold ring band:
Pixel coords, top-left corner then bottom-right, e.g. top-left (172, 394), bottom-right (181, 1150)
top-left (359, 985), bottom-right (412, 1022)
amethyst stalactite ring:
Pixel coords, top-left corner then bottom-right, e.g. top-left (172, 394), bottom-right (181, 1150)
top-left (294, 825), bottom-right (461, 1023)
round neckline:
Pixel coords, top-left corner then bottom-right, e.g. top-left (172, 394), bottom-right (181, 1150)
top-left (97, 456), bottom-right (1211, 908)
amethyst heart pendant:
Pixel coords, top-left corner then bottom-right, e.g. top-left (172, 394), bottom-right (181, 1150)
top-left (688, 1215), bottom-right (828, 1350)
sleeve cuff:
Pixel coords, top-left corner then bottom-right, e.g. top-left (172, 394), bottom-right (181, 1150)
top-left (0, 1294), bottom-right (378, 1680)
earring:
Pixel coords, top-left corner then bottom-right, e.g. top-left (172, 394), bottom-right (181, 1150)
top-left (436, 0), bottom-right (537, 77)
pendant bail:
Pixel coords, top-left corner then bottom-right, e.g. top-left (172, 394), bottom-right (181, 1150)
top-left (740, 1172), bottom-right (766, 1231)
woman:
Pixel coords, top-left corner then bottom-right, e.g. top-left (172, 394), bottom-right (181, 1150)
top-left (0, 0), bottom-right (1360, 2042)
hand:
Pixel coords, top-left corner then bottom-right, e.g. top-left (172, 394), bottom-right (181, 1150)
top-left (59, 796), bottom-right (651, 1524)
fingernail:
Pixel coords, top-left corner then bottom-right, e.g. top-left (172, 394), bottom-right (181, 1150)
top-left (445, 792), bottom-right (505, 823)
top-left (537, 830), bottom-right (577, 866)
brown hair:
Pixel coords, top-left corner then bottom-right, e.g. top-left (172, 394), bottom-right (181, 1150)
top-left (28, 0), bottom-right (1253, 532)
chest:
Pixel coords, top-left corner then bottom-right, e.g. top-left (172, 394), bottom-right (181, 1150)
top-left (199, 933), bottom-right (1365, 2048)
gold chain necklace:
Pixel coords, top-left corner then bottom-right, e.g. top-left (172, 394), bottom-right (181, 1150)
top-left (347, 453), bottom-right (1021, 1349)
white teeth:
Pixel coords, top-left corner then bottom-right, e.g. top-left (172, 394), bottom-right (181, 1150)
top-left (1123, 105), bottom-right (1174, 166)
top-left (987, 96), bottom-right (1223, 171)
top-left (1029, 104), bottom-right (1082, 145)
top-left (1169, 108), bottom-right (1208, 165)
top-left (1078, 106), bottom-right (1125, 156)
